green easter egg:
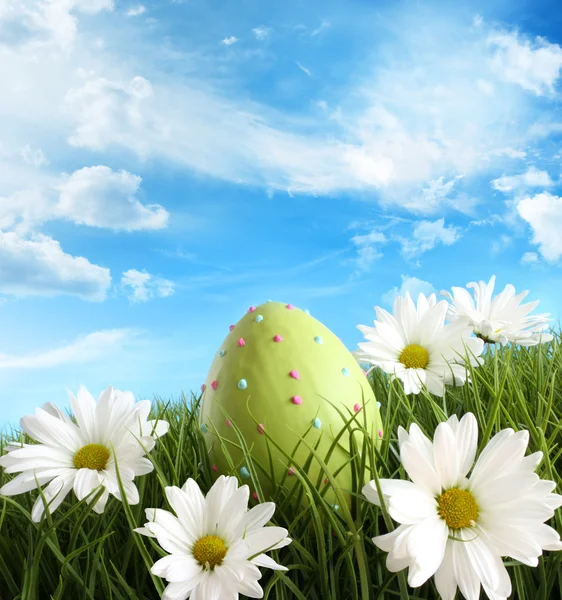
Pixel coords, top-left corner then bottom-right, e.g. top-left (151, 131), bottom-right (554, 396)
top-left (199, 302), bottom-right (383, 509)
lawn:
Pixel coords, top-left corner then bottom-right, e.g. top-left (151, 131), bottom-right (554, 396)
top-left (0, 330), bottom-right (561, 599)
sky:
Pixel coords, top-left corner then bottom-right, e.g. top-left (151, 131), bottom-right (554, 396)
top-left (1, 0), bottom-right (562, 429)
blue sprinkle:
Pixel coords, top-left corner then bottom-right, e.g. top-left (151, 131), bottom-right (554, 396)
top-left (240, 466), bottom-right (250, 479)
top-left (376, 401), bottom-right (381, 409)
top-left (201, 424), bottom-right (208, 433)
top-left (313, 418), bottom-right (322, 429)
top-left (304, 309), bottom-right (310, 315)
top-left (219, 349), bottom-right (226, 357)
top-left (238, 379), bottom-right (247, 390)
top-left (255, 315), bottom-right (263, 322)
top-left (332, 504), bottom-right (339, 511)
top-left (314, 336), bottom-right (323, 344)
top-left (342, 368), bottom-right (350, 377)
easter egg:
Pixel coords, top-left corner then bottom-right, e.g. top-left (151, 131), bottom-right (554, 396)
top-left (199, 302), bottom-right (383, 508)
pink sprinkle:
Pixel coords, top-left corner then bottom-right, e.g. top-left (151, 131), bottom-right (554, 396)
top-left (288, 467), bottom-right (295, 476)
top-left (238, 338), bottom-right (246, 347)
top-left (289, 370), bottom-right (300, 380)
top-left (324, 478), bottom-right (329, 484)
top-left (286, 304), bottom-right (294, 310)
top-left (378, 429), bottom-right (383, 438)
top-left (353, 403), bottom-right (361, 413)
top-left (211, 380), bottom-right (218, 391)
top-left (212, 464), bottom-right (218, 472)
top-left (248, 306), bottom-right (256, 312)
top-left (252, 491), bottom-right (259, 500)
top-left (291, 395), bottom-right (302, 405)
top-left (226, 419), bottom-right (232, 428)
top-left (273, 334), bottom-right (283, 342)
top-left (229, 324), bottom-right (235, 331)
top-left (200, 384), bottom-right (206, 392)
top-left (363, 370), bottom-right (369, 377)
top-left (257, 423), bottom-right (265, 434)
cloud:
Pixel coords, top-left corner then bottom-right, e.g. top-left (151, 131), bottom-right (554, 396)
top-left (310, 20), bottom-right (330, 37)
top-left (7, 7), bottom-right (562, 211)
top-left (382, 275), bottom-right (436, 306)
top-left (402, 176), bottom-right (467, 213)
top-left (491, 234), bottom-right (512, 255)
top-left (126, 5), bottom-right (145, 16)
top-left (521, 251), bottom-right (539, 265)
top-left (487, 147), bottom-right (527, 159)
top-left (5, 0), bottom-right (115, 51)
top-left (488, 31), bottom-right (562, 95)
top-left (0, 329), bottom-right (135, 369)
top-left (296, 62), bottom-right (311, 77)
top-left (221, 36), bottom-right (238, 46)
top-left (528, 122), bottom-right (562, 137)
top-left (491, 167), bottom-right (554, 192)
top-left (0, 232), bottom-right (111, 300)
top-left (57, 166), bottom-right (169, 231)
top-left (121, 269), bottom-right (175, 303)
top-left (350, 230), bottom-right (387, 273)
top-left (398, 218), bottom-right (461, 259)
top-left (0, 166), bottom-right (167, 233)
top-left (65, 74), bottom-right (154, 153)
top-left (0, 188), bottom-right (54, 232)
top-left (517, 192), bottom-right (562, 261)
top-left (252, 26), bottom-right (270, 40)
top-left (20, 145), bottom-right (49, 167)
top-left (62, 71), bottom-right (397, 195)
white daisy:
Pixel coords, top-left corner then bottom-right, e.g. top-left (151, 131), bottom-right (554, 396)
top-left (354, 292), bottom-right (484, 397)
top-left (441, 275), bottom-right (554, 346)
top-left (363, 413), bottom-right (562, 600)
top-left (0, 385), bottom-right (169, 522)
top-left (135, 475), bottom-right (291, 600)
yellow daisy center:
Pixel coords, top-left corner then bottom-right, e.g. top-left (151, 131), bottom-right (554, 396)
top-left (437, 488), bottom-right (479, 530)
top-left (192, 535), bottom-right (228, 569)
top-left (73, 444), bottom-right (110, 471)
top-left (399, 344), bottom-right (430, 369)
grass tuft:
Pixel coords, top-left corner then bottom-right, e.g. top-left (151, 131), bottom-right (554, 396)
top-left (0, 330), bottom-right (561, 598)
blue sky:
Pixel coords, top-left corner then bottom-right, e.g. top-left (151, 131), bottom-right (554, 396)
top-left (1, 0), bottom-right (562, 429)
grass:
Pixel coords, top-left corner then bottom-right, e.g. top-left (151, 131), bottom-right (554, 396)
top-left (1, 330), bottom-right (562, 599)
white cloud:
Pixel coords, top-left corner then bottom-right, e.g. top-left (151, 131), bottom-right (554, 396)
top-left (521, 251), bottom-right (539, 265)
top-left (491, 234), bottom-right (512, 255)
top-left (403, 176), bottom-right (463, 212)
top-left (0, 166), bottom-right (167, 233)
top-left (65, 74), bottom-right (154, 153)
top-left (126, 5), bottom-right (145, 16)
top-left (0, 232), bottom-right (111, 300)
top-left (296, 62), bottom-right (311, 77)
top-left (57, 166), bottom-right (169, 231)
top-left (488, 147), bottom-right (527, 159)
top-left (517, 192), bottom-right (562, 261)
top-left (310, 20), bottom-right (330, 37)
top-left (382, 275), bottom-right (436, 306)
top-left (121, 269), bottom-right (175, 303)
top-left (252, 26), bottom-right (270, 40)
top-left (221, 36), bottom-right (238, 46)
top-left (491, 167), bottom-right (554, 192)
top-left (529, 122), bottom-right (562, 137)
top-left (399, 218), bottom-right (461, 259)
top-left (0, 188), bottom-right (53, 232)
top-left (350, 230), bottom-right (387, 273)
top-left (20, 144), bottom-right (49, 167)
top-left (0, 329), bottom-right (134, 369)
top-left (488, 32), bottom-right (562, 95)
top-left (5, 8), bottom-right (562, 211)
top-left (4, 0), bottom-right (115, 51)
